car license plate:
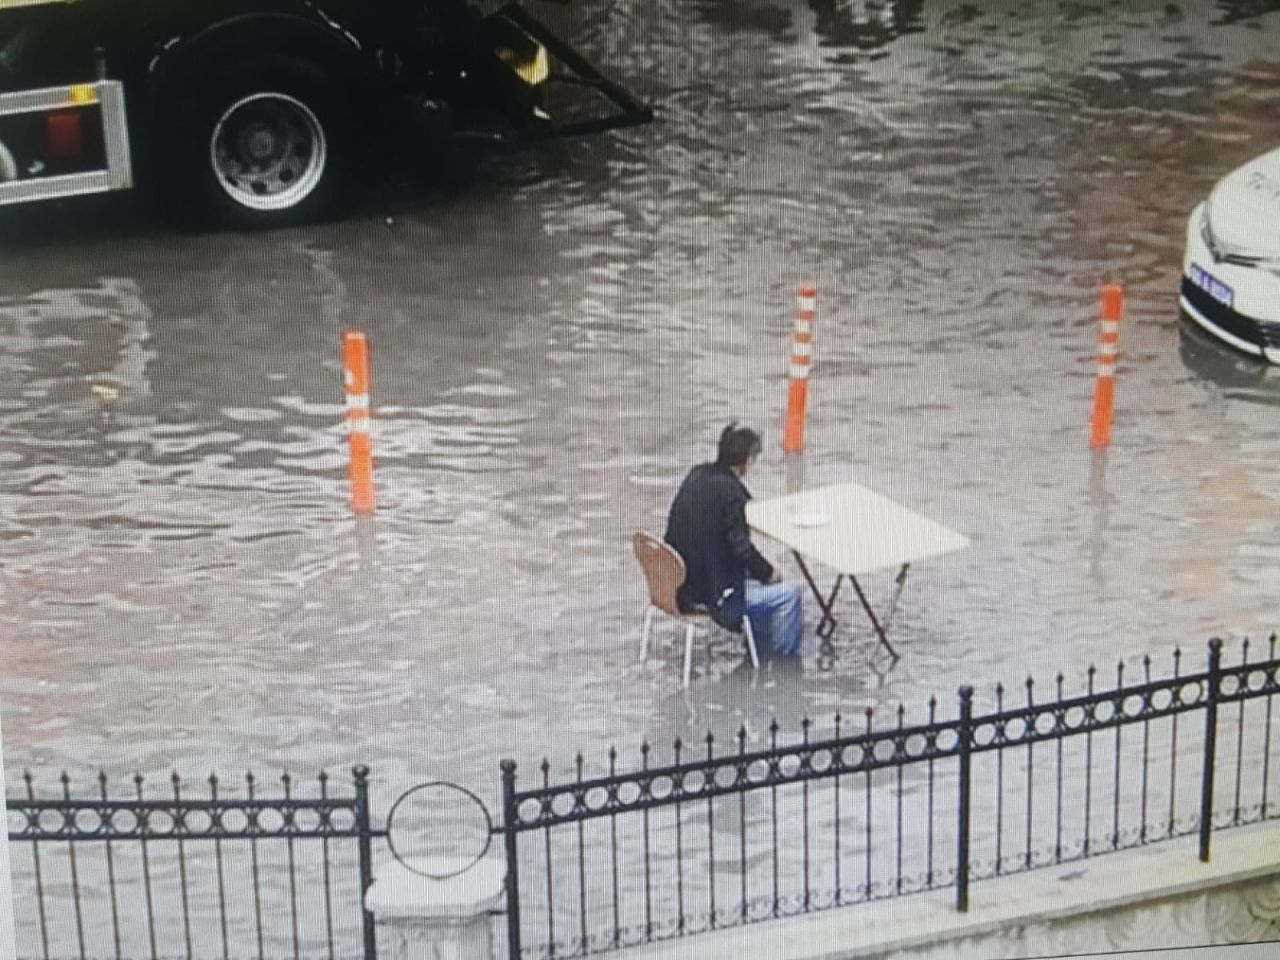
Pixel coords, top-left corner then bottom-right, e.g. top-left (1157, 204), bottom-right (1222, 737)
top-left (1189, 263), bottom-right (1234, 307)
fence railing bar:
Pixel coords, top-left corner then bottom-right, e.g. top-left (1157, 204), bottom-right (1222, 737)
top-left (955, 687), bottom-right (973, 912)
top-left (282, 773), bottom-right (301, 960)
top-left (894, 707), bottom-right (904, 897)
top-left (318, 771), bottom-right (337, 960)
top-left (833, 714), bottom-right (843, 903)
top-left (501, 759), bottom-right (524, 960)
top-left (607, 748), bottom-right (620, 950)
top-left (1084, 665), bottom-right (1096, 858)
top-left (1263, 637), bottom-right (1276, 819)
top-left (1170, 649), bottom-right (1182, 837)
top-left (98, 771), bottom-right (123, 960)
top-left (770, 720), bottom-right (780, 919)
top-left (1140, 658), bottom-right (1152, 844)
top-left (736, 729), bottom-right (747, 924)
top-left (352, 765), bottom-right (377, 960)
top-left (1054, 675), bottom-right (1065, 862)
top-left (704, 732), bottom-right (717, 931)
top-left (864, 709), bottom-right (873, 902)
top-left (24, 771), bottom-right (51, 960)
top-left (1200, 638), bottom-right (1224, 862)
top-left (575, 754), bottom-right (588, 955)
top-left (1233, 641), bottom-right (1248, 826)
top-left (247, 772), bottom-right (265, 960)
top-left (803, 717), bottom-right (812, 911)
top-left (12, 795), bottom-right (365, 814)
top-left (507, 676), bottom-right (1246, 833)
top-left (136, 774), bottom-right (159, 960)
top-left (540, 759), bottom-right (556, 958)
top-left (10, 825), bottom-right (381, 842)
top-left (673, 737), bottom-right (686, 935)
top-left (1025, 677), bottom-right (1036, 870)
top-left (208, 774), bottom-right (231, 960)
top-left (59, 772), bottom-right (87, 960)
top-left (971, 698), bottom-right (1206, 756)
top-left (1213, 658), bottom-right (1280, 705)
top-left (1112, 664), bottom-right (1123, 852)
top-left (170, 772), bottom-right (194, 960)
top-left (994, 684), bottom-right (1004, 876)
top-left (639, 745), bottom-right (651, 944)
top-left (925, 698), bottom-right (936, 888)
top-left (507, 716), bottom-right (965, 823)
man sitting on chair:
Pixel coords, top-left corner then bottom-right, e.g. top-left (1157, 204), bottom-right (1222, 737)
top-left (664, 423), bottom-right (805, 658)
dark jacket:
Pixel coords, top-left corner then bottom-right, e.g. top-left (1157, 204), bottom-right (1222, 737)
top-left (663, 463), bottom-right (775, 630)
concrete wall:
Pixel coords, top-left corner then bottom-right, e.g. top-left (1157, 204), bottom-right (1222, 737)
top-left (881, 867), bottom-right (1280, 960)
top-left (610, 820), bottom-right (1280, 960)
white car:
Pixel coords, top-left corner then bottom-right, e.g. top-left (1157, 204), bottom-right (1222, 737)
top-left (1181, 146), bottom-right (1280, 364)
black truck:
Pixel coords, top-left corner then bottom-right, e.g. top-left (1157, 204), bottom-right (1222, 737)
top-left (0, 0), bottom-right (649, 227)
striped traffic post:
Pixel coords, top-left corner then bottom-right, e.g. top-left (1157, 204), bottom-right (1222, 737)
top-left (783, 286), bottom-right (817, 454)
top-left (343, 331), bottom-right (376, 516)
top-left (1089, 284), bottom-right (1124, 450)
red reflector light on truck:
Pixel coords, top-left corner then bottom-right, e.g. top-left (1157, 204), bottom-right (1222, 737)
top-left (45, 111), bottom-right (83, 160)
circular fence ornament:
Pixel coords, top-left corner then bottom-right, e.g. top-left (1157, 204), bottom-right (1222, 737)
top-left (385, 781), bottom-right (493, 880)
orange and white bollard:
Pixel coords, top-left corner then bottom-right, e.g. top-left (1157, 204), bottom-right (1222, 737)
top-left (343, 331), bottom-right (376, 516)
top-left (783, 286), bottom-right (817, 454)
top-left (1089, 284), bottom-right (1125, 450)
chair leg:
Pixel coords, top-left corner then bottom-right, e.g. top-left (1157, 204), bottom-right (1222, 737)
top-left (683, 622), bottom-right (695, 688)
top-left (640, 606), bottom-right (654, 661)
top-left (743, 616), bottom-right (760, 670)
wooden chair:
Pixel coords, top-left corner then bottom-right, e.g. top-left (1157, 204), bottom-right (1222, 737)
top-left (632, 532), bottom-right (760, 687)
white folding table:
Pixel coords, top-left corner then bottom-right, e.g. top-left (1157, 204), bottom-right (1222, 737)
top-left (745, 481), bottom-right (969, 659)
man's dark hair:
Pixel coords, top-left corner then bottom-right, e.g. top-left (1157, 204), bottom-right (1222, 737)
top-left (716, 422), bottom-right (762, 468)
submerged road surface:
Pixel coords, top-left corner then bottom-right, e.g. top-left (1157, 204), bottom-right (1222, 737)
top-left (2, 4), bottom-right (1279, 941)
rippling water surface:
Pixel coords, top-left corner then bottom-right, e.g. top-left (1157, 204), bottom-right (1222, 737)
top-left (3, 0), bottom-right (1280, 950)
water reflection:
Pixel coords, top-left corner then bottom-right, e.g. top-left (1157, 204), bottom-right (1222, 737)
top-left (690, 0), bottom-right (924, 53)
top-left (808, 0), bottom-right (925, 54)
top-left (649, 655), bottom-right (812, 757)
top-left (1177, 316), bottom-right (1280, 405)
top-left (1214, 0), bottom-right (1280, 27)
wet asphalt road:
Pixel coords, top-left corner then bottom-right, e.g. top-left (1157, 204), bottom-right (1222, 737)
top-left (3, 0), bottom-right (1280, 887)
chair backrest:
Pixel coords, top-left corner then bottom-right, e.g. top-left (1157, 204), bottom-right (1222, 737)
top-left (632, 532), bottom-right (687, 617)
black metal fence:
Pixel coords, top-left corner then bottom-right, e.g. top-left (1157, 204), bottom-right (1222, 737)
top-left (7, 765), bottom-right (383, 960)
top-left (498, 636), bottom-right (1280, 959)
top-left (9, 637), bottom-right (1280, 960)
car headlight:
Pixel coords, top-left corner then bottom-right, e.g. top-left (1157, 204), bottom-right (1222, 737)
top-left (1200, 203), bottom-right (1219, 254)
top-left (1199, 198), bottom-right (1271, 268)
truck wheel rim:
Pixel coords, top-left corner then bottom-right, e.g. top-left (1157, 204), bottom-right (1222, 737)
top-left (210, 93), bottom-right (328, 212)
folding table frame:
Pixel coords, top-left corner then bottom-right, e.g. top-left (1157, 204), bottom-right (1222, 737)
top-left (788, 554), bottom-right (910, 659)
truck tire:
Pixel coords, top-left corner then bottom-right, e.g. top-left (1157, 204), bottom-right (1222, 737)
top-left (170, 57), bottom-right (351, 229)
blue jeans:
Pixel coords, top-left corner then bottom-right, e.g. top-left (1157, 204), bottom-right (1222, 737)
top-left (743, 580), bottom-right (805, 657)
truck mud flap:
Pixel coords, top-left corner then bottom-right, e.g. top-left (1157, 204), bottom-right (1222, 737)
top-left (502, 5), bottom-right (653, 138)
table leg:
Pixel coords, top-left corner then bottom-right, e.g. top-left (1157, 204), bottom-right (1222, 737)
top-left (880, 563), bottom-right (911, 633)
top-left (849, 575), bottom-right (899, 660)
top-left (792, 552), bottom-right (839, 638)
top-left (819, 575), bottom-right (845, 639)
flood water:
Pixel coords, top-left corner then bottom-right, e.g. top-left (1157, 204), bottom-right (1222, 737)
top-left (3, 0), bottom-right (1280, 952)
